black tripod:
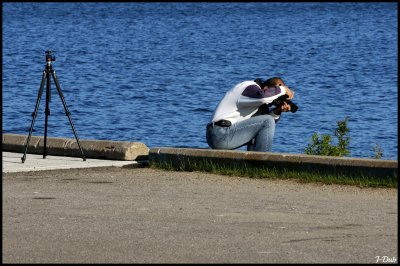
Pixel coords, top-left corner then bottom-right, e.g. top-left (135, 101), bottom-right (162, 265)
top-left (21, 50), bottom-right (86, 163)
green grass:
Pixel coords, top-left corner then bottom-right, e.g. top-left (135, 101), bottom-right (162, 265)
top-left (150, 158), bottom-right (397, 189)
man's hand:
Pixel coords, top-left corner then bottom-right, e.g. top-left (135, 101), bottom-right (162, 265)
top-left (273, 101), bottom-right (291, 115)
top-left (283, 86), bottom-right (295, 100)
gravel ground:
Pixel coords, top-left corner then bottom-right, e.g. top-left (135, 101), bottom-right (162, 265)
top-left (2, 166), bottom-right (398, 263)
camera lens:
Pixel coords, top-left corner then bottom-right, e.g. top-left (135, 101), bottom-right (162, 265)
top-left (289, 102), bottom-right (298, 113)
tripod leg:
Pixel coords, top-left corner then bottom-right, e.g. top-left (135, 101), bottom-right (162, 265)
top-left (21, 71), bottom-right (47, 163)
top-left (50, 69), bottom-right (86, 161)
top-left (43, 69), bottom-right (51, 159)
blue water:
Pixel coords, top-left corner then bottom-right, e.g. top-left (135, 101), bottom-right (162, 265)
top-left (2, 2), bottom-right (398, 159)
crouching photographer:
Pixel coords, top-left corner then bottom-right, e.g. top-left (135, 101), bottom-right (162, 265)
top-left (206, 77), bottom-right (297, 152)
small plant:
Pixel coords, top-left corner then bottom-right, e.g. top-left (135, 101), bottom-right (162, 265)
top-left (304, 117), bottom-right (350, 157)
top-left (372, 143), bottom-right (383, 159)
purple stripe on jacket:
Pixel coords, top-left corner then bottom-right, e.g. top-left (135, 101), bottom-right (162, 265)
top-left (241, 85), bottom-right (281, 99)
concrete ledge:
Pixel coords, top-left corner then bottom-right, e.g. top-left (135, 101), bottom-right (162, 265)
top-left (149, 147), bottom-right (398, 179)
top-left (3, 134), bottom-right (149, 161)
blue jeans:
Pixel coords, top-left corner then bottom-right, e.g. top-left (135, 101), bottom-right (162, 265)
top-left (206, 115), bottom-right (275, 152)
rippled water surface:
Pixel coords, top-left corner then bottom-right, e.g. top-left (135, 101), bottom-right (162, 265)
top-left (2, 2), bottom-right (398, 159)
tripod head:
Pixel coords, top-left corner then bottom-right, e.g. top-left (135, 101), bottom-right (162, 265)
top-left (45, 50), bottom-right (56, 63)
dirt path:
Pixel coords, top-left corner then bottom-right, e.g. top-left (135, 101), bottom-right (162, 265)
top-left (3, 167), bottom-right (397, 263)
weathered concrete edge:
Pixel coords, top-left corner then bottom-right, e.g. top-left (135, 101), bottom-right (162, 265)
top-left (3, 134), bottom-right (397, 178)
top-left (149, 147), bottom-right (398, 179)
top-left (2, 134), bottom-right (149, 161)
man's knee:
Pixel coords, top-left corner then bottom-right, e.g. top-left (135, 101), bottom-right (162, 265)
top-left (262, 115), bottom-right (275, 125)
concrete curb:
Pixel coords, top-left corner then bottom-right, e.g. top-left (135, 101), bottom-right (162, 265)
top-left (3, 133), bottom-right (397, 179)
top-left (2, 134), bottom-right (149, 161)
top-left (149, 147), bottom-right (398, 179)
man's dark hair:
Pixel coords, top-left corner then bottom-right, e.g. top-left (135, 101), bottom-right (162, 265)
top-left (264, 77), bottom-right (284, 87)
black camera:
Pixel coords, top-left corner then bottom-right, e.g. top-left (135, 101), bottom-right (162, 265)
top-left (45, 50), bottom-right (55, 62)
top-left (271, 94), bottom-right (298, 113)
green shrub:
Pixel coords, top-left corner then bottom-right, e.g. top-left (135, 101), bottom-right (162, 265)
top-left (304, 117), bottom-right (350, 157)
